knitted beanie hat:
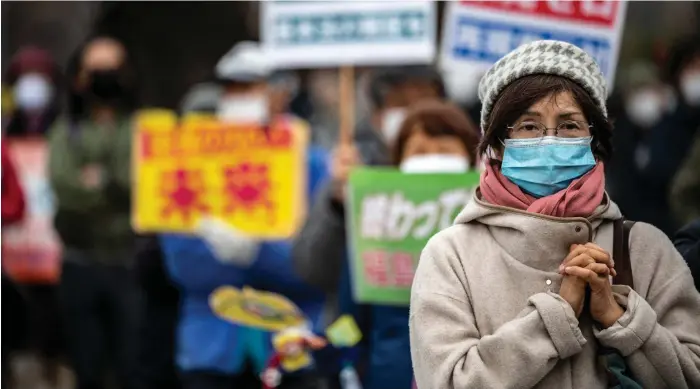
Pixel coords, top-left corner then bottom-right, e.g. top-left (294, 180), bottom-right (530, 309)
top-left (478, 40), bottom-right (607, 132)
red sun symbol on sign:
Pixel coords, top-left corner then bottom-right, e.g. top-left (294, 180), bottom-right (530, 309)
top-left (222, 163), bottom-right (275, 225)
top-left (160, 168), bottom-right (209, 223)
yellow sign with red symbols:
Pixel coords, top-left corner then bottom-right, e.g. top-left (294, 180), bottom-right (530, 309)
top-left (132, 110), bottom-right (308, 238)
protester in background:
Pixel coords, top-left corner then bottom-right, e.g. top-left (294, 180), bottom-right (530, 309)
top-left (666, 34), bottom-right (700, 128)
top-left (160, 41), bottom-right (329, 389)
top-left (666, 35), bottom-right (700, 229)
top-left (49, 36), bottom-right (138, 389)
top-left (4, 45), bottom-right (64, 389)
top-left (409, 40), bottom-right (700, 389)
top-left (292, 78), bottom-right (478, 389)
top-left (337, 101), bottom-right (480, 389)
top-left (134, 81), bottom-right (225, 389)
top-left (670, 132), bottom-right (700, 225)
top-left (2, 139), bottom-right (27, 389)
top-left (605, 61), bottom-right (682, 237)
top-left (4, 46), bottom-right (61, 138)
top-left (292, 66), bottom-right (447, 314)
top-left (674, 219), bottom-right (700, 292)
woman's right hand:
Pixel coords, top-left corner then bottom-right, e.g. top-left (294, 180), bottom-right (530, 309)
top-left (558, 251), bottom-right (602, 317)
top-left (559, 272), bottom-right (587, 317)
top-left (559, 243), bottom-right (617, 317)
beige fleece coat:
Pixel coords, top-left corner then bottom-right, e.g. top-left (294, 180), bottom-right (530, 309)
top-left (409, 191), bottom-right (700, 389)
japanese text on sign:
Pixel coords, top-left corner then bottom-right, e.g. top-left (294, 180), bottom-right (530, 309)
top-left (347, 168), bottom-right (480, 306)
top-left (132, 111), bottom-right (308, 238)
top-left (359, 189), bottom-right (468, 241)
top-left (262, 1), bottom-right (437, 68)
top-left (440, 0), bottom-right (627, 88)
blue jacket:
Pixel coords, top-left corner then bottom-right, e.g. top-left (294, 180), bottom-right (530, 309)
top-left (161, 146), bottom-right (329, 375)
top-left (337, 258), bottom-right (413, 389)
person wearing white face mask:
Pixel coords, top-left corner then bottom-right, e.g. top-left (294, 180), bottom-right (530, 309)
top-left (159, 41), bottom-right (332, 389)
top-left (214, 41), bottom-right (271, 125)
top-left (410, 40), bottom-right (700, 389)
top-left (4, 46), bottom-right (60, 138)
top-left (292, 97), bottom-right (479, 389)
top-left (669, 35), bottom-right (700, 110)
top-left (292, 64), bottom-right (447, 312)
top-left (605, 60), bottom-right (694, 238)
top-left (393, 101), bottom-right (479, 173)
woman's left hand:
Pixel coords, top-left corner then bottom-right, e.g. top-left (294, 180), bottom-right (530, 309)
top-left (564, 260), bottom-right (625, 329)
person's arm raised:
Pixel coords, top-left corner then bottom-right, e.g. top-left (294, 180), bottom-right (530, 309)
top-left (410, 231), bottom-right (587, 389)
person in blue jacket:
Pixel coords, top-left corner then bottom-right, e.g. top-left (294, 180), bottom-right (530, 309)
top-left (160, 41), bottom-right (330, 389)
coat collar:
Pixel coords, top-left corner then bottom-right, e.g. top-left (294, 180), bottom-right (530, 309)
top-left (454, 189), bottom-right (622, 271)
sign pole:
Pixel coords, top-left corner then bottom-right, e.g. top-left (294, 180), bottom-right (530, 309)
top-left (338, 65), bottom-right (355, 145)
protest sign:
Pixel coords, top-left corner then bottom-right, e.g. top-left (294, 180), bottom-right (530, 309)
top-left (440, 0), bottom-right (627, 87)
top-left (2, 138), bottom-right (62, 284)
top-left (261, 0), bottom-right (437, 69)
top-left (132, 110), bottom-right (308, 238)
top-left (210, 285), bottom-right (307, 332)
top-left (347, 168), bottom-right (480, 305)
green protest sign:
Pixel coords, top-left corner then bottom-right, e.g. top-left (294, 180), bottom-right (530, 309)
top-left (347, 167), bottom-right (480, 306)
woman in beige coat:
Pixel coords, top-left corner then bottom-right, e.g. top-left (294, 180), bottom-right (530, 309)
top-left (409, 40), bottom-right (700, 389)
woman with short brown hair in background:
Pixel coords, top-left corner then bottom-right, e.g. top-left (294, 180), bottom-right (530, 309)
top-left (391, 100), bottom-right (480, 171)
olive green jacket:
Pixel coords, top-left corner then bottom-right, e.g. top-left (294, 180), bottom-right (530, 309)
top-left (48, 117), bottom-right (133, 264)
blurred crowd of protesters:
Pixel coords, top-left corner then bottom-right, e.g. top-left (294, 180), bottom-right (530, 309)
top-left (1, 31), bottom-right (699, 389)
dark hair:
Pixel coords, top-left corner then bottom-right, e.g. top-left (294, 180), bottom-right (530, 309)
top-left (478, 74), bottom-right (613, 162)
top-left (369, 65), bottom-right (446, 109)
top-left (65, 35), bottom-right (138, 126)
top-left (665, 34), bottom-right (700, 89)
top-left (392, 100), bottom-right (480, 167)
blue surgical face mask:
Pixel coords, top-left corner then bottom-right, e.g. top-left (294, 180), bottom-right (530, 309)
top-left (501, 136), bottom-right (596, 198)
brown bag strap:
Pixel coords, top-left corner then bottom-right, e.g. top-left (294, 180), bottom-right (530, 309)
top-left (612, 218), bottom-right (636, 289)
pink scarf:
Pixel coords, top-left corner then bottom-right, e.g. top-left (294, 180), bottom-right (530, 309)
top-left (479, 161), bottom-right (606, 218)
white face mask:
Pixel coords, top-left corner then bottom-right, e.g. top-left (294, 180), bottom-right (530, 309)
top-left (400, 154), bottom-right (470, 174)
top-left (14, 73), bottom-right (53, 111)
top-left (626, 90), bottom-right (663, 127)
top-left (381, 108), bottom-right (407, 144)
top-left (680, 72), bottom-right (700, 106)
top-left (217, 94), bottom-right (269, 123)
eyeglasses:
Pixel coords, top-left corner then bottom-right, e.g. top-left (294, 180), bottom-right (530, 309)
top-left (507, 120), bottom-right (593, 139)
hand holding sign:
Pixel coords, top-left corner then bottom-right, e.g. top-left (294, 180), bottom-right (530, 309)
top-left (196, 216), bottom-right (260, 266)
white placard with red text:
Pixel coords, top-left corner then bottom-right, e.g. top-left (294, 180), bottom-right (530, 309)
top-left (440, 1), bottom-right (627, 89)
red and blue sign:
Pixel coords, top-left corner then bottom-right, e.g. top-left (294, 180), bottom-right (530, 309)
top-left (440, 1), bottom-right (627, 88)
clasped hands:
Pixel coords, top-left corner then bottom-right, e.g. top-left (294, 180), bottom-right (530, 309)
top-left (558, 243), bottom-right (625, 329)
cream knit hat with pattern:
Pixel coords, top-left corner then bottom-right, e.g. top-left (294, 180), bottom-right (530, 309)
top-left (478, 40), bottom-right (607, 132)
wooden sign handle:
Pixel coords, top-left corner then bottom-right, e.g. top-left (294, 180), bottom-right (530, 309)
top-left (338, 65), bottom-right (355, 145)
